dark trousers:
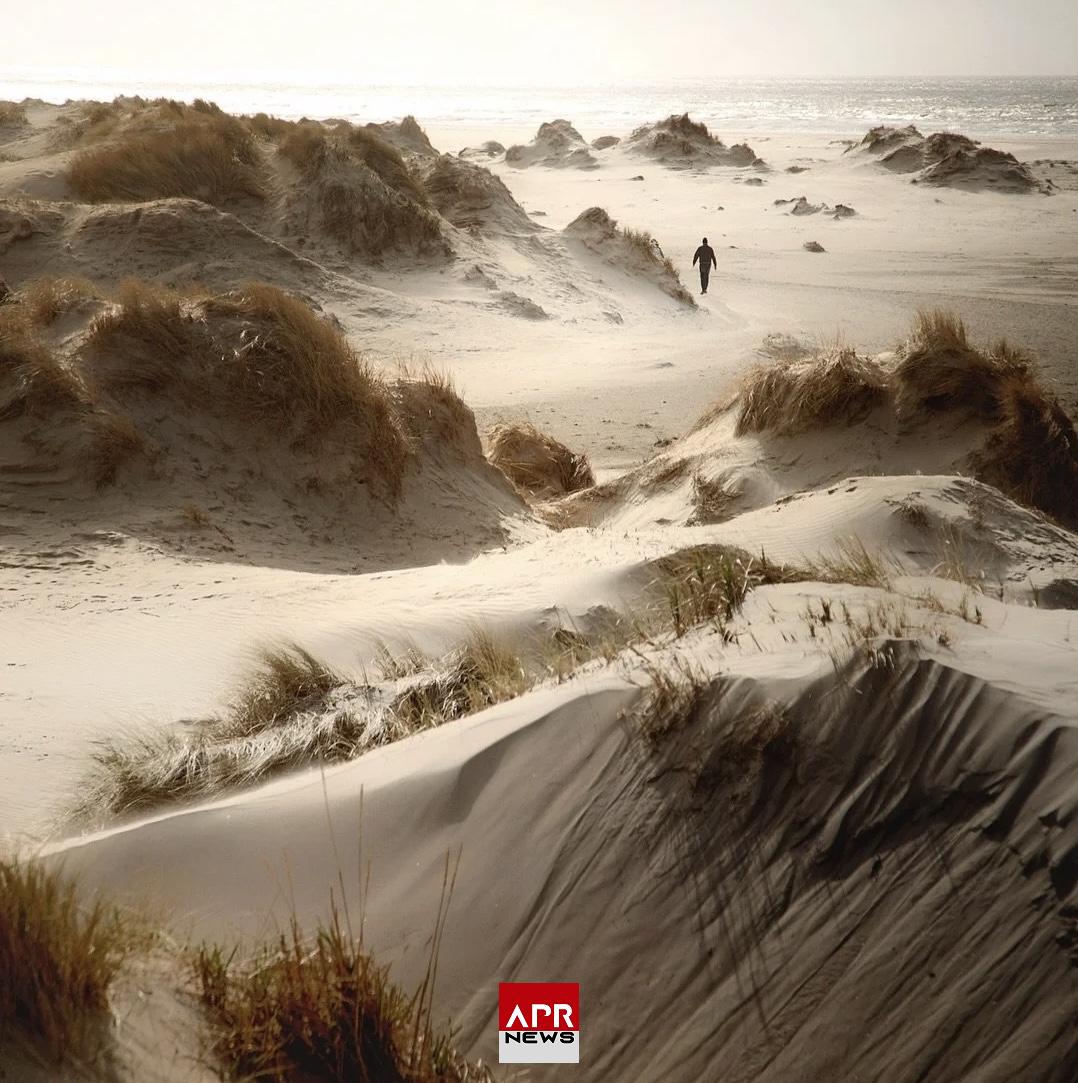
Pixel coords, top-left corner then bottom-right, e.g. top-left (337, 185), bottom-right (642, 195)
top-left (699, 265), bottom-right (711, 293)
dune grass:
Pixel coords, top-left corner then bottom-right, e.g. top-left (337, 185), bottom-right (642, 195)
top-left (687, 473), bottom-right (738, 525)
top-left (0, 859), bottom-right (130, 1064)
top-left (723, 310), bottom-right (1078, 525)
top-left (735, 347), bottom-right (888, 437)
top-left (85, 279), bottom-right (207, 392)
top-left (226, 645), bottom-right (341, 739)
top-left (74, 644), bottom-right (356, 818)
top-left (87, 410), bottom-right (145, 485)
top-left (895, 309), bottom-right (1078, 524)
top-left (390, 631), bottom-right (532, 730)
top-left (0, 301), bottom-right (87, 420)
top-left (194, 885), bottom-right (489, 1083)
top-left (0, 101), bottom-right (27, 127)
top-left (486, 420), bottom-right (595, 498)
top-left (14, 276), bottom-right (99, 325)
top-left (67, 113), bottom-right (266, 206)
top-left (83, 279), bottom-right (414, 490)
top-left (278, 120), bottom-right (427, 204)
top-left (893, 308), bottom-right (1031, 418)
top-left (657, 113), bottom-right (714, 141)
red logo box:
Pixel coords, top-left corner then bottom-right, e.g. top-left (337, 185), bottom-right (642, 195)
top-left (498, 982), bottom-right (579, 1064)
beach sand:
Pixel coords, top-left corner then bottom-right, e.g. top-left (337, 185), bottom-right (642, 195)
top-left (1, 100), bottom-right (1077, 1080)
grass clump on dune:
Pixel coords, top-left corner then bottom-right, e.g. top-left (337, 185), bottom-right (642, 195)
top-left (487, 420), bottom-right (594, 498)
top-left (390, 631), bottom-right (532, 729)
top-left (735, 346), bottom-right (888, 437)
top-left (86, 279), bottom-right (207, 392)
top-left (726, 309), bottom-right (1078, 526)
top-left (0, 299), bottom-right (87, 420)
top-left (67, 112), bottom-right (266, 206)
top-left (0, 859), bottom-right (130, 1064)
top-left (895, 309), bottom-right (1078, 525)
top-left (893, 308), bottom-right (1030, 418)
top-left (15, 276), bottom-right (99, 325)
top-left (0, 101), bottom-right (27, 127)
top-left (74, 644), bottom-right (358, 818)
top-left (194, 898), bottom-right (490, 1083)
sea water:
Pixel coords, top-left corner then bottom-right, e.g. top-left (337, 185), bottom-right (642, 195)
top-left (2, 70), bottom-right (1076, 139)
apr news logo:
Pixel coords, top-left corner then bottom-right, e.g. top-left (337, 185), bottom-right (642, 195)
top-left (498, 982), bottom-right (580, 1064)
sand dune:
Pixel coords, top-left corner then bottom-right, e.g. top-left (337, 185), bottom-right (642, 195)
top-left (505, 119), bottom-right (597, 170)
top-left (849, 124), bottom-right (1045, 192)
top-left (2, 96), bottom-right (1078, 1083)
top-left (626, 113), bottom-right (765, 170)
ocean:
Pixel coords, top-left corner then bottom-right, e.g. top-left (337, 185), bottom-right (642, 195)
top-left (2, 71), bottom-right (1077, 140)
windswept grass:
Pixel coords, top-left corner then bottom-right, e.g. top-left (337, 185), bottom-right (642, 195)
top-left (0, 859), bottom-right (130, 1064)
top-left (893, 308), bottom-right (1031, 419)
top-left (651, 544), bottom-right (805, 638)
top-left (86, 279), bottom-right (207, 391)
top-left (194, 888), bottom-right (489, 1082)
top-left (88, 410), bottom-right (145, 485)
top-left (687, 472), bottom-right (738, 525)
top-left (390, 631), bottom-right (532, 730)
top-left (0, 101), bottom-right (27, 127)
top-left (15, 276), bottom-right (99, 325)
top-left (227, 644), bottom-right (341, 739)
top-left (487, 420), bottom-right (594, 498)
top-left (0, 302), bottom-right (87, 420)
top-left (67, 114), bottom-right (266, 206)
top-left (736, 347), bottom-right (888, 437)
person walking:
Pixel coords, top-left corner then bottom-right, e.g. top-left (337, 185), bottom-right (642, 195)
top-left (692, 237), bottom-right (717, 295)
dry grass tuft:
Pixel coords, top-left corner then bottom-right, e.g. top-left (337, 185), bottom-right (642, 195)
top-left (736, 347), bottom-right (888, 437)
top-left (74, 644), bottom-right (354, 817)
top-left (0, 101), bottom-right (28, 127)
top-left (0, 303), bottom-right (87, 419)
top-left (657, 113), bottom-right (714, 141)
top-left (893, 310), bottom-right (1078, 525)
top-left (15, 276), bottom-right (99, 325)
top-left (210, 284), bottom-right (412, 487)
top-left (67, 114), bottom-right (266, 206)
top-left (687, 473), bottom-right (738, 525)
top-left (651, 544), bottom-right (802, 637)
top-left (390, 631), bottom-right (532, 730)
top-left (892, 309), bottom-right (1031, 419)
top-left (88, 410), bottom-right (145, 485)
top-left (972, 381), bottom-right (1078, 526)
top-left (194, 897), bottom-right (489, 1083)
top-left (0, 859), bottom-right (130, 1063)
top-left (487, 420), bottom-right (594, 498)
top-left (227, 644), bottom-right (342, 739)
top-left (85, 279), bottom-right (206, 392)
top-left (802, 538), bottom-right (894, 589)
top-left (623, 227), bottom-right (695, 304)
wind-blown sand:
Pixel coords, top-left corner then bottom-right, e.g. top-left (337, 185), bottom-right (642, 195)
top-left (2, 99), bottom-right (1078, 1081)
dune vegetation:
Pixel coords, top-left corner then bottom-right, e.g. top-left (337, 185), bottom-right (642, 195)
top-left (486, 420), bottom-right (595, 498)
top-left (734, 309), bottom-right (1078, 525)
top-left (194, 888), bottom-right (491, 1083)
top-left (0, 101), bottom-right (27, 127)
top-left (1, 276), bottom-right (419, 492)
top-left (0, 859), bottom-right (132, 1064)
top-left (67, 105), bottom-right (267, 206)
top-left (71, 545), bottom-right (823, 822)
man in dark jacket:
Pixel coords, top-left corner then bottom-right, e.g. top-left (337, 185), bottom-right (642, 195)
top-left (692, 237), bottom-right (717, 295)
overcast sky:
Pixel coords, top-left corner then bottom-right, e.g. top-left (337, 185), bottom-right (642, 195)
top-left (8, 0), bottom-right (1078, 85)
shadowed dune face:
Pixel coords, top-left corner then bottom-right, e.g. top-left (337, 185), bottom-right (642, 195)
top-left (627, 113), bottom-right (765, 169)
top-left (849, 124), bottom-right (1043, 191)
top-left (0, 278), bottom-right (525, 569)
top-left (564, 206), bottom-right (696, 306)
top-left (551, 311), bottom-right (1078, 534)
